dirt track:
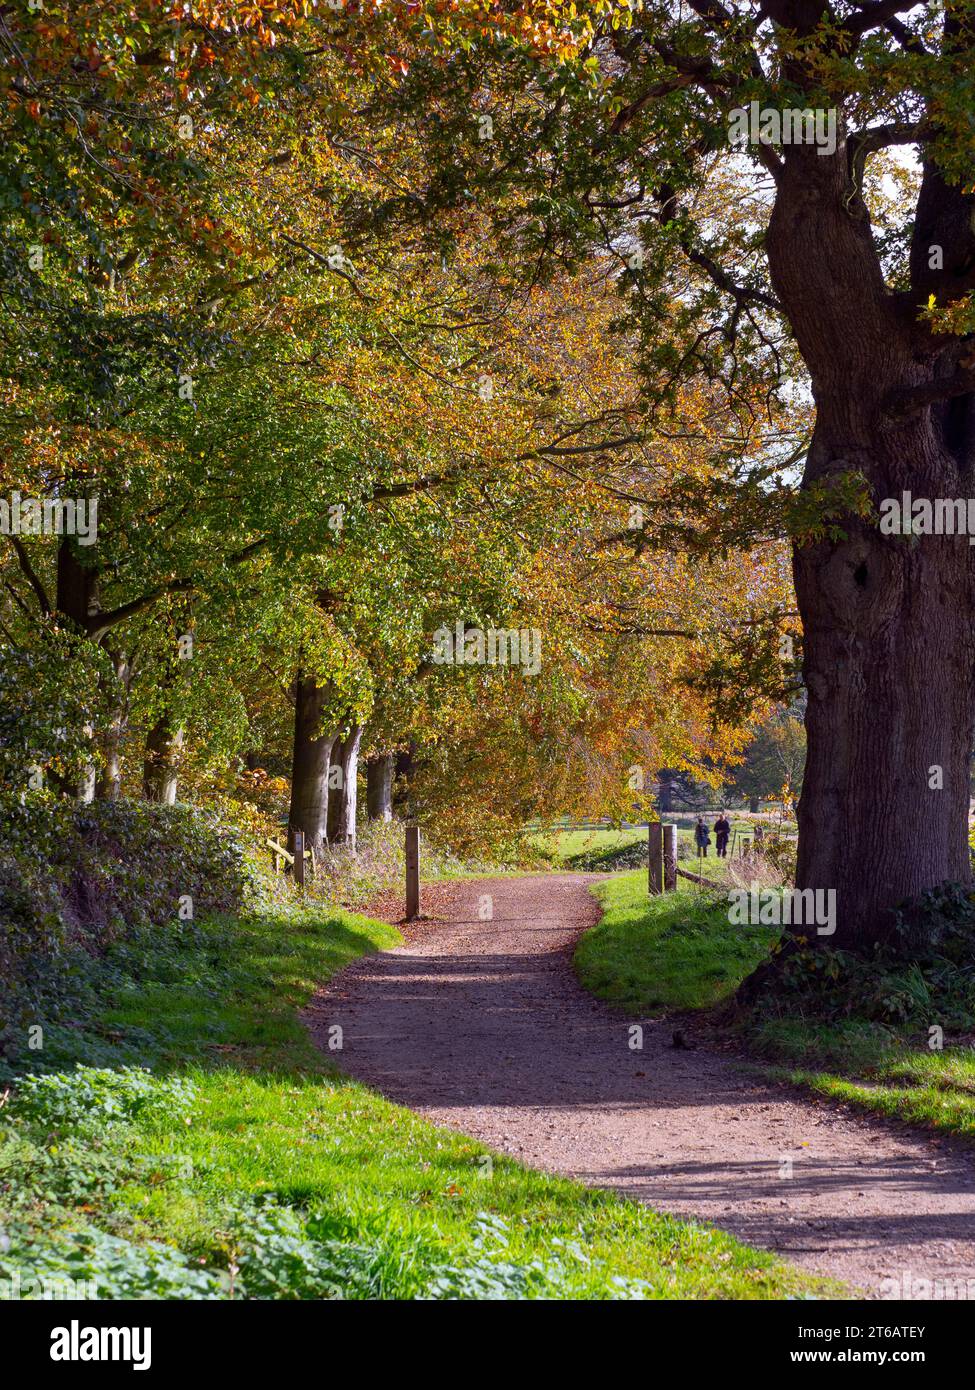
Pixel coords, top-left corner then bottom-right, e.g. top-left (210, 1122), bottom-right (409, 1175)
top-left (306, 873), bottom-right (975, 1296)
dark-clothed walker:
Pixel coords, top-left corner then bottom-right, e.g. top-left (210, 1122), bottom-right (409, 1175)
top-left (714, 812), bottom-right (731, 859)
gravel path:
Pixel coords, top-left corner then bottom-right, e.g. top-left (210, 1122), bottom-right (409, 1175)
top-left (306, 873), bottom-right (975, 1296)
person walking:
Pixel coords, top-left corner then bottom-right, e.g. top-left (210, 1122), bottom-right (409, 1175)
top-left (694, 816), bottom-right (711, 858)
top-left (714, 811), bottom-right (731, 858)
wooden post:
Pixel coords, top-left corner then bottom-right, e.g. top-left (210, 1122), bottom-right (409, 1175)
top-left (663, 823), bottom-right (677, 892)
top-left (405, 825), bottom-right (420, 920)
top-left (648, 821), bottom-right (663, 895)
top-left (267, 838), bottom-right (295, 874)
top-left (293, 829), bottom-right (305, 889)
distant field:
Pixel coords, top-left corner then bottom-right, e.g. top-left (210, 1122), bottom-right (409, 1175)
top-left (528, 826), bottom-right (645, 865)
top-left (529, 820), bottom-right (770, 875)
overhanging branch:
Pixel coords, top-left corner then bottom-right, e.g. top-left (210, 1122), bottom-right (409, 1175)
top-left (885, 362), bottom-right (975, 418)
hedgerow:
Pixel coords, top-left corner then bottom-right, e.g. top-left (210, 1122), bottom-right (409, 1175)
top-left (0, 796), bottom-right (260, 1063)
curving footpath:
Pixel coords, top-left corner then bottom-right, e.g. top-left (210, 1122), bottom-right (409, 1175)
top-left (306, 873), bottom-right (975, 1296)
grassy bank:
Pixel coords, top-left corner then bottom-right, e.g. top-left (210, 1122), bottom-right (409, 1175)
top-left (0, 900), bottom-right (828, 1299)
top-left (576, 872), bottom-right (975, 1141)
top-left (528, 825), bottom-right (647, 871)
top-left (577, 874), bottom-right (777, 1011)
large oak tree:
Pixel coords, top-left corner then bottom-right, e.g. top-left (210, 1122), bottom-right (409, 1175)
top-left (339, 0), bottom-right (975, 948)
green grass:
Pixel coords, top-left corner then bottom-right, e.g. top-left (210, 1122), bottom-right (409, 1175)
top-left (783, 1066), bottom-right (975, 1140)
top-left (577, 872), bottom-right (777, 1012)
top-left (575, 874), bottom-right (975, 1142)
top-left (0, 902), bottom-right (830, 1299)
top-left (528, 825), bottom-right (645, 869)
top-left (530, 822), bottom-right (762, 876)
top-left (750, 1021), bottom-right (975, 1140)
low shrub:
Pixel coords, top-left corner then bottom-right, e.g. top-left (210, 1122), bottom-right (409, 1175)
top-left (747, 882), bottom-right (975, 1033)
top-left (0, 1226), bottom-right (227, 1301)
top-left (13, 1065), bottom-right (196, 1132)
top-left (0, 796), bottom-right (260, 1063)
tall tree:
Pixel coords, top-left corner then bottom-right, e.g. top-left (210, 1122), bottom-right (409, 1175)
top-left (337, 0), bottom-right (975, 947)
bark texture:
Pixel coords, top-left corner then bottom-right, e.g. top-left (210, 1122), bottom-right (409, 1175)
top-left (56, 540), bottom-right (99, 802)
top-left (143, 716), bottom-right (184, 804)
top-left (366, 752), bottom-right (395, 822)
top-left (95, 651), bottom-right (130, 800)
top-left (328, 723), bottom-right (363, 848)
top-left (287, 675), bottom-right (337, 858)
top-left (764, 115), bottom-right (975, 946)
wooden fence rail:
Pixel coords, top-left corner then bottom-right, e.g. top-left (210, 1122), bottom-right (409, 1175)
top-left (267, 836), bottom-right (314, 885)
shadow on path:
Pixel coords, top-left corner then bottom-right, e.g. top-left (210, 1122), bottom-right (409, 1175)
top-left (307, 873), bottom-right (975, 1296)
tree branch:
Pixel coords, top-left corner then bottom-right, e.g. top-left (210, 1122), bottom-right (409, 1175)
top-left (885, 362), bottom-right (975, 418)
top-left (885, 15), bottom-right (928, 55)
top-left (849, 121), bottom-right (931, 157)
top-left (843, 0), bottom-right (923, 39)
top-left (6, 535), bottom-right (51, 615)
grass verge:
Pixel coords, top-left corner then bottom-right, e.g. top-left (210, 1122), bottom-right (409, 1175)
top-left (578, 874), bottom-right (777, 1011)
top-left (576, 871), bottom-right (975, 1141)
top-left (0, 902), bottom-right (828, 1299)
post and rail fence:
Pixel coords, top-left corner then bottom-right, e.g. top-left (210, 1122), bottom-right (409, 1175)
top-left (648, 819), bottom-right (774, 894)
top-left (266, 827), bottom-right (420, 920)
top-left (271, 815), bottom-right (775, 914)
top-left (266, 835), bottom-right (313, 887)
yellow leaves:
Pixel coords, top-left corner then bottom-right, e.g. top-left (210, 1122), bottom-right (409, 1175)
top-left (920, 293), bottom-right (975, 340)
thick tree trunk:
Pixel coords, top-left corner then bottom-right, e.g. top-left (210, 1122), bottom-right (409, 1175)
top-left (95, 651), bottom-right (129, 800)
top-left (56, 540), bottom-right (100, 801)
top-left (56, 537), bottom-right (97, 630)
top-left (393, 745), bottom-right (415, 814)
top-left (366, 752), bottom-right (395, 822)
top-left (794, 494), bottom-right (975, 948)
top-left (754, 114), bottom-right (975, 950)
top-left (143, 716), bottom-right (184, 804)
top-left (749, 796), bottom-right (759, 814)
top-left (327, 724), bottom-right (363, 848)
top-left (96, 742), bottom-right (122, 801)
top-left (287, 675), bottom-right (337, 859)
